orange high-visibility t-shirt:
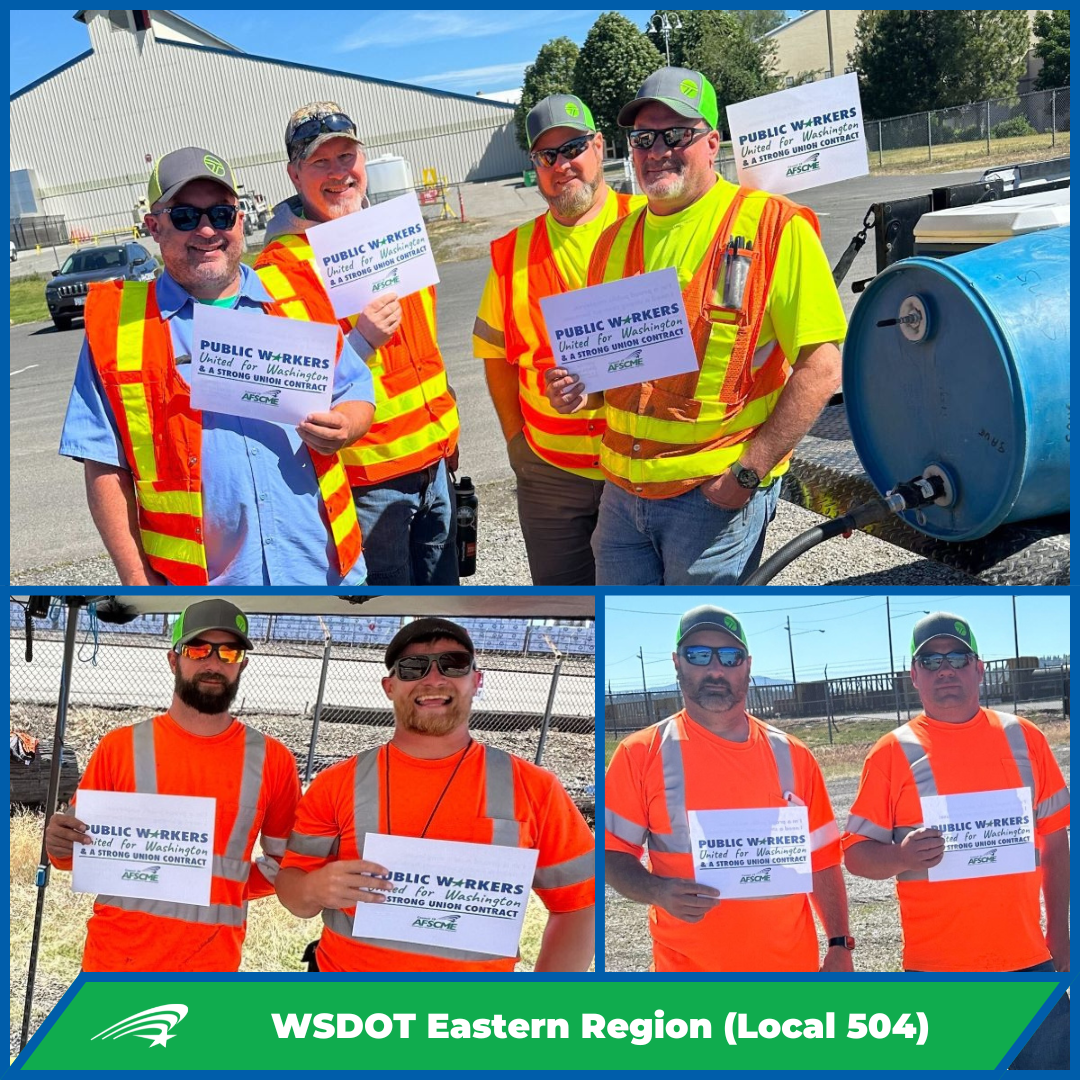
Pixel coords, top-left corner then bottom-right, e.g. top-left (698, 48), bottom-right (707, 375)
top-left (605, 711), bottom-right (841, 972)
top-left (281, 741), bottom-right (595, 972)
top-left (50, 713), bottom-right (301, 972)
top-left (842, 709), bottom-right (1069, 971)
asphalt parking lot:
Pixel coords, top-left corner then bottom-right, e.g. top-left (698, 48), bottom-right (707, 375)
top-left (10, 167), bottom-right (991, 587)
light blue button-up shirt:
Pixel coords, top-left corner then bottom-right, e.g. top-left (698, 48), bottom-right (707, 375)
top-left (59, 264), bottom-right (375, 585)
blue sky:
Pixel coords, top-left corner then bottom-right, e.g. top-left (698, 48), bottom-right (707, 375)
top-left (10, 9), bottom-right (658, 96)
top-left (604, 594), bottom-right (1071, 691)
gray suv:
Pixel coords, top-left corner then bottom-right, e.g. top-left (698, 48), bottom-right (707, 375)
top-left (45, 242), bottom-right (159, 330)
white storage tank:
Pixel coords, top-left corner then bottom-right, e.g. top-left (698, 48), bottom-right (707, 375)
top-left (365, 154), bottom-right (414, 197)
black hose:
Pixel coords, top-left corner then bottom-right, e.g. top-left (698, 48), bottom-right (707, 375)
top-left (743, 497), bottom-right (892, 586)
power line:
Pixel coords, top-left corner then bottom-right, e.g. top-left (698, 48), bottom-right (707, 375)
top-left (607, 595), bottom-right (877, 617)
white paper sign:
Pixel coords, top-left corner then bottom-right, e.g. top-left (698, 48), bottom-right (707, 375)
top-left (688, 806), bottom-right (812, 899)
top-left (539, 267), bottom-right (697, 393)
top-left (919, 787), bottom-right (1036, 882)
top-left (306, 193), bottom-right (439, 317)
top-left (355, 833), bottom-right (539, 958)
top-left (189, 304), bottom-right (338, 424)
top-left (71, 790), bottom-right (215, 905)
top-left (726, 72), bottom-right (868, 195)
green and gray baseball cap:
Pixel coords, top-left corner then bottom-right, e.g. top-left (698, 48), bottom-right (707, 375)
top-left (147, 147), bottom-right (238, 207)
top-left (526, 93), bottom-right (597, 148)
top-left (911, 613), bottom-right (978, 657)
top-left (171, 599), bottom-right (253, 651)
top-left (617, 66), bottom-right (719, 130)
top-left (676, 605), bottom-right (749, 650)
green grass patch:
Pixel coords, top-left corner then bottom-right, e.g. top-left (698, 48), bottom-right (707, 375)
top-left (10, 275), bottom-right (50, 325)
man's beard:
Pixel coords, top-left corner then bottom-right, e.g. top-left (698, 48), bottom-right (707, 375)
top-left (395, 697), bottom-right (471, 737)
top-left (174, 669), bottom-right (240, 715)
top-left (546, 173), bottom-right (601, 219)
top-left (678, 669), bottom-right (742, 713)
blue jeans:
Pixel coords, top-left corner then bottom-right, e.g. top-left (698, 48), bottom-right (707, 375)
top-left (1009, 963), bottom-right (1070, 1070)
top-left (352, 459), bottom-right (459, 586)
top-left (592, 480), bottom-right (780, 586)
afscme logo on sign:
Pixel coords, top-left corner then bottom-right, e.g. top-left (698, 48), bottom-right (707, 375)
top-left (91, 1003), bottom-right (188, 1048)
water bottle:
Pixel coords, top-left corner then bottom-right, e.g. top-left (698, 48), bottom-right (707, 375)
top-left (454, 475), bottom-right (478, 577)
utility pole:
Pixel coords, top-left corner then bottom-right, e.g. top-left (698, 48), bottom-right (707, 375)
top-left (785, 616), bottom-right (797, 689)
top-left (638, 647), bottom-right (654, 725)
top-left (1012, 595), bottom-right (1020, 713)
top-left (886, 597), bottom-right (901, 726)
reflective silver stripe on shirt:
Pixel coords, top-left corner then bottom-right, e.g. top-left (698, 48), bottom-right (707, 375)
top-left (212, 854), bottom-right (252, 882)
top-left (533, 849), bottom-right (594, 890)
top-left (605, 808), bottom-right (647, 848)
top-left (846, 815), bottom-right (893, 843)
top-left (322, 907), bottom-right (504, 962)
top-left (893, 724), bottom-right (938, 797)
top-left (484, 746), bottom-right (520, 846)
top-left (648, 716), bottom-right (692, 855)
top-left (223, 725), bottom-right (266, 864)
top-left (1037, 788), bottom-right (1070, 820)
top-left (993, 712), bottom-right (1036, 804)
top-left (97, 895), bottom-right (247, 927)
top-left (132, 720), bottom-right (157, 794)
top-left (763, 724), bottom-right (796, 798)
top-left (287, 832), bottom-right (339, 858)
top-left (352, 746), bottom-right (382, 856)
top-left (261, 835), bottom-right (288, 857)
top-left (809, 819), bottom-right (840, 851)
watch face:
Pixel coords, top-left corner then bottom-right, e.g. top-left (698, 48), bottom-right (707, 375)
top-left (735, 465), bottom-right (761, 489)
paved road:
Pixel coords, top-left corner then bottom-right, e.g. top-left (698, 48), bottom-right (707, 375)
top-left (10, 166), bottom-right (990, 584)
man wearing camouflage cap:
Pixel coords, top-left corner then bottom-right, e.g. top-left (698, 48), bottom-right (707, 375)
top-left (545, 68), bottom-right (846, 586)
top-left (257, 102), bottom-right (461, 586)
top-left (844, 612), bottom-right (1069, 1067)
top-left (59, 145), bottom-right (374, 585)
top-left (605, 604), bottom-right (853, 971)
top-left (473, 94), bottom-right (642, 585)
top-left (45, 599), bottom-right (301, 970)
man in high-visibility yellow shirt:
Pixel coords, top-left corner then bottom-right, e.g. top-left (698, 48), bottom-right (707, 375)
top-left (473, 94), bottom-right (641, 585)
top-left (546, 68), bottom-right (847, 586)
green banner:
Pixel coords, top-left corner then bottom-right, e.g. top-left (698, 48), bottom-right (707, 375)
top-left (21, 980), bottom-right (1056, 1071)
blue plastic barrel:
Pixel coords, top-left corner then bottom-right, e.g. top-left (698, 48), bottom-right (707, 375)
top-left (842, 226), bottom-right (1070, 541)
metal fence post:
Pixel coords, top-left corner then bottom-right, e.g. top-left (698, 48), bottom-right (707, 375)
top-left (986, 99), bottom-right (991, 156)
top-left (1051, 90), bottom-right (1056, 148)
top-left (927, 111), bottom-right (933, 163)
top-left (878, 120), bottom-right (883, 167)
top-left (535, 654), bottom-right (564, 766)
top-left (304, 623), bottom-right (333, 785)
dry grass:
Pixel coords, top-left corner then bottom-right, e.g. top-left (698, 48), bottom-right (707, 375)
top-left (867, 132), bottom-right (1069, 174)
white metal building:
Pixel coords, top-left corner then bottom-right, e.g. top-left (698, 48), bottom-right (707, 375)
top-left (9, 9), bottom-right (529, 236)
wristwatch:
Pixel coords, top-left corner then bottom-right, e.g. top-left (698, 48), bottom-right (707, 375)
top-left (732, 462), bottom-right (762, 490)
top-left (828, 936), bottom-right (856, 951)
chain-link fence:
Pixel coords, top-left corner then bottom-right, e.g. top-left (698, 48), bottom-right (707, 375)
top-left (606, 659), bottom-right (1069, 743)
top-left (9, 603), bottom-right (596, 819)
top-left (865, 86), bottom-right (1070, 169)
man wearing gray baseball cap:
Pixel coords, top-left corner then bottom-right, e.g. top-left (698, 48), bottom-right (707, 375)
top-left (474, 92), bottom-right (642, 585)
top-left (59, 143), bottom-right (376, 585)
top-left (258, 101), bottom-right (461, 588)
top-left (844, 611), bottom-right (1069, 1067)
top-left (44, 598), bottom-right (301, 971)
top-left (545, 67), bottom-right (847, 587)
top-left (605, 603), bottom-right (853, 972)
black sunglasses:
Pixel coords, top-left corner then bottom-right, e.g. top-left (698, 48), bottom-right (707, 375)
top-left (628, 126), bottom-right (710, 151)
top-left (289, 112), bottom-right (357, 149)
top-left (680, 645), bottom-right (747, 668)
top-left (529, 133), bottom-right (595, 168)
top-left (392, 650), bottom-right (475, 681)
top-left (153, 204), bottom-right (238, 231)
top-left (916, 651), bottom-right (976, 671)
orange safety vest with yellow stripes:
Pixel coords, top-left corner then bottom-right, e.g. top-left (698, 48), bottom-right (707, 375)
top-left (83, 265), bottom-right (362, 585)
top-left (255, 233), bottom-right (459, 486)
top-left (488, 191), bottom-right (635, 479)
top-left (587, 188), bottom-right (820, 499)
